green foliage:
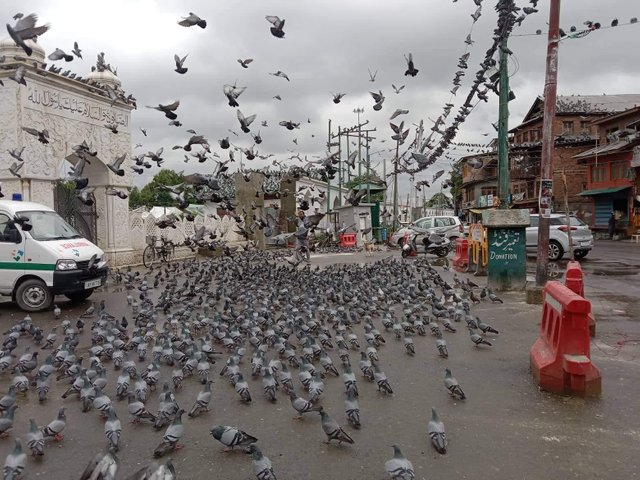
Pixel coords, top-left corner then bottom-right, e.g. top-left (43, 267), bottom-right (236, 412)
top-left (426, 192), bottom-right (453, 208)
top-left (448, 160), bottom-right (463, 209)
top-left (137, 169), bottom-right (197, 208)
top-left (344, 173), bottom-right (385, 202)
top-left (128, 186), bottom-right (142, 209)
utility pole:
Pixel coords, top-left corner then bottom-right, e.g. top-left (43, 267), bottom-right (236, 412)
top-left (536, 0), bottom-right (561, 287)
top-left (497, 36), bottom-right (510, 210)
top-left (392, 137), bottom-right (400, 230)
top-left (337, 126), bottom-right (342, 207)
top-left (327, 119), bottom-right (331, 214)
top-left (365, 132), bottom-right (371, 202)
top-left (354, 108), bottom-right (364, 178)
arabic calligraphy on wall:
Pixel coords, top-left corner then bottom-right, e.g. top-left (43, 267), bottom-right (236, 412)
top-left (23, 84), bottom-right (129, 130)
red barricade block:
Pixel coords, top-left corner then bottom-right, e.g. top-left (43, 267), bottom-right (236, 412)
top-left (565, 261), bottom-right (596, 337)
top-left (340, 233), bottom-right (356, 247)
top-left (452, 238), bottom-right (469, 272)
top-left (530, 281), bottom-right (601, 397)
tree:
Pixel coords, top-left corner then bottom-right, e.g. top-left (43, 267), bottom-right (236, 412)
top-left (128, 186), bottom-right (142, 209)
top-left (426, 192), bottom-right (453, 208)
top-left (447, 159), bottom-right (464, 214)
top-left (137, 169), bottom-right (197, 208)
top-left (344, 173), bottom-right (386, 202)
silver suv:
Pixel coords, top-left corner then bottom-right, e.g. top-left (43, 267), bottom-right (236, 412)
top-left (526, 214), bottom-right (594, 261)
top-left (391, 215), bottom-right (464, 246)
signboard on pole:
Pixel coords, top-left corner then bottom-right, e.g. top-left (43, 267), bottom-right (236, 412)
top-left (539, 179), bottom-right (553, 217)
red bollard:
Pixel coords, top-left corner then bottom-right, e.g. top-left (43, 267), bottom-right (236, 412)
top-left (339, 233), bottom-right (357, 247)
top-left (530, 281), bottom-right (601, 397)
top-left (452, 238), bottom-right (469, 272)
top-left (565, 261), bottom-right (596, 337)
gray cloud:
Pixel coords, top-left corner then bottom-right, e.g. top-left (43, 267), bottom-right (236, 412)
top-left (1, 0), bottom-right (638, 200)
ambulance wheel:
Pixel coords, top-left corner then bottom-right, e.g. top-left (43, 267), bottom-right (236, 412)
top-left (15, 278), bottom-right (53, 312)
top-left (66, 289), bottom-right (94, 302)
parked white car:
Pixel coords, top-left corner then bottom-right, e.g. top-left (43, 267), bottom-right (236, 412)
top-left (526, 214), bottom-right (593, 261)
top-left (0, 201), bottom-right (107, 311)
top-left (390, 215), bottom-right (464, 246)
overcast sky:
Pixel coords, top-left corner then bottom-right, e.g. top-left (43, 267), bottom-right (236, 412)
top-left (2, 0), bottom-right (638, 202)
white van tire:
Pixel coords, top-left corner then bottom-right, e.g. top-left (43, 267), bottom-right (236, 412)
top-left (66, 290), bottom-right (94, 302)
top-left (15, 278), bottom-right (53, 312)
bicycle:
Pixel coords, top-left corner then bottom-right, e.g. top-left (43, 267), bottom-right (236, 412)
top-left (143, 235), bottom-right (176, 268)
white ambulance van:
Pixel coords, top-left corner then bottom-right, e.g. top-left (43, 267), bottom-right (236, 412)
top-left (0, 200), bottom-right (107, 312)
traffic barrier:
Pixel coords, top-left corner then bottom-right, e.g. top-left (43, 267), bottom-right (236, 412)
top-left (530, 281), bottom-right (601, 397)
top-left (452, 238), bottom-right (469, 272)
top-left (339, 233), bottom-right (357, 248)
top-left (564, 261), bottom-right (596, 337)
top-left (466, 224), bottom-right (487, 276)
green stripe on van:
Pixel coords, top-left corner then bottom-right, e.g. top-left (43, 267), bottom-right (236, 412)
top-left (0, 262), bottom-right (56, 271)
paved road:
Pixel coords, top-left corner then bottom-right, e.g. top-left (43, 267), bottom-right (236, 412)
top-left (0, 248), bottom-right (638, 479)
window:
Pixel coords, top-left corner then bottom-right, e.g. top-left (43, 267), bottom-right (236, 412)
top-left (481, 187), bottom-right (497, 196)
top-left (523, 131), bottom-right (529, 142)
top-left (605, 127), bottom-right (617, 143)
top-left (530, 130), bottom-right (538, 142)
top-left (18, 211), bottom-right (81, 241)
top-left (590, 164), bottom-right (607, 183)
top-left (611, 162), bottom-right (627, 180)
top-left (0, 214), bottom-right (21, 243)
top-left (562, 121), bottom-right (574, 134)
top-left (580, 121), bottom-right (590, 134)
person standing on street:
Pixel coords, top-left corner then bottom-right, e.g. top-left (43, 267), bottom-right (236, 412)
top-left (608, 211), bottom-right (616, 239)
top-left (295, 210), bottom-right (311, 263)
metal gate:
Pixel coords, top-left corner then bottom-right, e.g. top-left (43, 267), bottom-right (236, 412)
top-left (54, 182), bottom-right (98, 244)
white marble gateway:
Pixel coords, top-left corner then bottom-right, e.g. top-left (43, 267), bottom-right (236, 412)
top-left (0, 37), bottom-right (136, 265)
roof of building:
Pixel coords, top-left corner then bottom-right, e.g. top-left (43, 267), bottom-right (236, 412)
top-left (578, 186), bottom-right (631, 196)
top-left (574, 137), bottom-right (640, 160)
top-left (511, 94), bottom-right (640, 132)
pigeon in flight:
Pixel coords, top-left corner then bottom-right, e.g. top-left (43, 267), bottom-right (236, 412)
top-left (368, 68), bottom-right (378, 82)
top-left (224, 84), bottom-right (246, 107)
top-left (237, 58), bottom-right (253, 68)
top-left (48, 48), bottom-right (74, 62)
top-left (237, 110), bottom-right (257, 133)
top-left (404, 53), bottom-right (418, 76)
top-left (106, 188), bottom-right (128, 200)
top-left (146, 100), bottom-right (180, 120)
top-left (370, 90), bottom-right (385, 111)
top-left (392, 84), bottom-right (405, 94)
top-left (389, 109), bottom-right (409, 120)
top-left (265, 16), bottom-right (286, 38)
top-left (178, 12), bottom-right (207, 28)
top-left (331, 92), bottom-right (346, 104)
top-left (269, 70), bottom-right (290, 81)
top-left (9, 66), bottom-right (26, 86)
top-left (72, 41), bottom-right (82, 59)
top-left (6, 13), bottom-right (50, 56)
top-left (174, 54), bottom-right (188, 74)
top-left (107, 154), bottom-right (126, 176)
top-left (9, 162), bottom-right (23, 178)
top-left (22, 126), bottom-right (49, 144)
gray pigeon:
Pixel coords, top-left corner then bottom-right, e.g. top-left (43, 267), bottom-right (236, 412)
top-left (178, 12), bottom-right (206, 28)
top-left (288, 390), bottom-right (321, 419)
top-left (48, 48), bottom-right (74, 62)
top-left (104, 407), bottom-right (122, 452)
top-left (42, 407), bottom-right (66, 441)
top-left (6, 13), bottom-right (51, 56)
top-left (210, 425), bottom-right (257, 452)
top-left (9, 66), bottom-right (26, 86)
top-left (344, 390), bottom-right (361, 429)
top-left (385, 444), bottom-right (415, 479)
top-left (318, 408), bottom-right (354, 445)
top-left (427, 407), bottom-right (447, 454)
top-left (247, 444), bottom-right (277, 480)
top-left (79, 452), bottom-right (118, 480)
top-left (187, 380), bottom-right (212, 417)
top-left (127, 393), bottom-right (156, 423)
top-left (153, 409), bottom-right (185, 458)
top-left (469, 328), bottom-right (492, 347)
top-left (174, 54), bottom-right (188, 74)
top-left (3, 438), bottom-right (26, 480)
top-left (444, 369), bottom-right (465, 400)
top-left (26, 418), bottom-right (44, 456)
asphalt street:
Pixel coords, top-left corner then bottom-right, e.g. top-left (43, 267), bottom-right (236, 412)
top-left (0, 244), bottom-right (637, 479)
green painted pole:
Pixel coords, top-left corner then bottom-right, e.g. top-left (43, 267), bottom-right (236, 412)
top-left (327, 119), bottom-right (331, 214)
top-left (497, 36), bottom-right (510, 210)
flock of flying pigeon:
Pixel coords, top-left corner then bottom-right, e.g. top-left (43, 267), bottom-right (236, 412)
top-left (0, 248), bottom-right (505, 479)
